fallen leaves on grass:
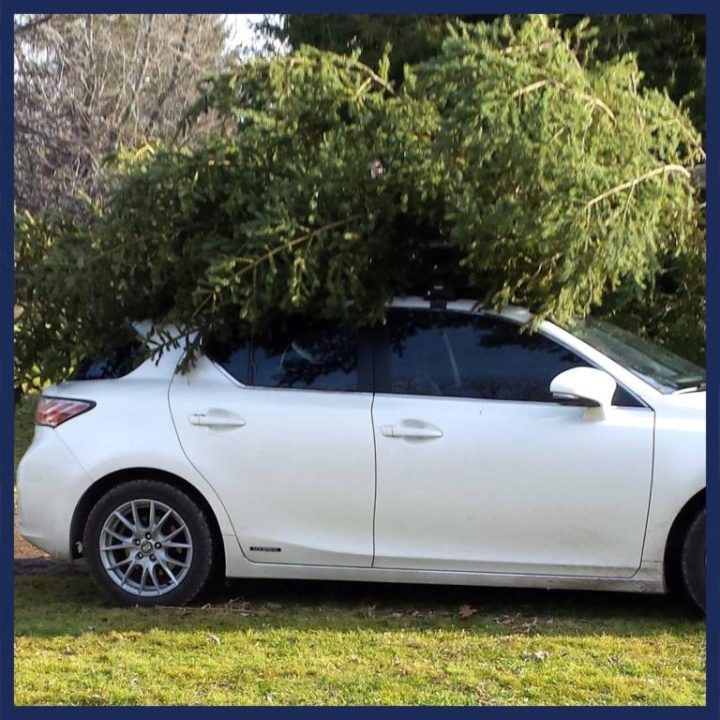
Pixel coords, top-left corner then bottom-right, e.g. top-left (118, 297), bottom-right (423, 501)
top-left (458, 604), bottom-right (477, 619)
top-left (522, 650), bottom-right (550, 662)
top-left (494, 613), bottom-right (520, 625)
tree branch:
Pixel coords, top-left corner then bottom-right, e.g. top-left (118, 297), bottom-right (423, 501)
top-left (585, 164), bottom-right (692, 209)
top-left (15, 14), bottom-right (54, 35)
top-left (147, 15), bottom-right (192, 133)
top-left (512, 77), bottom-right (616, 125)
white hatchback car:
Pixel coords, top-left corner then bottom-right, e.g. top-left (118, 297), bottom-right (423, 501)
top-left (17, 299), bottom-right (706, 609)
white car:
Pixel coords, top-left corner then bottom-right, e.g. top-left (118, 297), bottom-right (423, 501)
top-left (17, 298), bottom-right (706, 609)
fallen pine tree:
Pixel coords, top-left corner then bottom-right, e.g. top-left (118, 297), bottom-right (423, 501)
top-left (14, 16), bottom-right (705, 394)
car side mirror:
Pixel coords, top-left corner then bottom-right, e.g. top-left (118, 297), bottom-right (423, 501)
top-left (550, 367), bottom-right (617, 421)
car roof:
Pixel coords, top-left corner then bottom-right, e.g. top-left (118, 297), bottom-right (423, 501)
top-left (131, 299), bottom-right (536, 341)
top-left (389, 297), bottom-right (534, 324)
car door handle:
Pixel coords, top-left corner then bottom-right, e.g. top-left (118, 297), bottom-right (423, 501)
top-left (380, 423), bottom-right (443, 439)
top-left (188, 413), bottom-right (246, 428)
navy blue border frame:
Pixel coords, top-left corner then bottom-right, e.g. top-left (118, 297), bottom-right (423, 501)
top-left (1, 3), bottom-right (716, 717)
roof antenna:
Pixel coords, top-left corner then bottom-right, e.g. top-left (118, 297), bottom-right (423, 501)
top-left (426, 269), bottom-right (454, 309)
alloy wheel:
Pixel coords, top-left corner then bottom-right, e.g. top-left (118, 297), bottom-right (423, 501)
top-left (98, 499), bottom-right (194, 597)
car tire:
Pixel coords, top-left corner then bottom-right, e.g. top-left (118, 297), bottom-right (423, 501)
top-left (681, 508), bottom-right (705, 613)
top-left (83, 479), bottom-right (214, 607)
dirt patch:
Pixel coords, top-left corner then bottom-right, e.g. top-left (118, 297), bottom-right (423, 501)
top-left (14, 530), bottom-right (49, 560)
top-left (13, 505), bottom-right (91, 576)
top-left (14, 507), bottom-right (50, 560)
top-left (14, 509), bottom-right (79, 575)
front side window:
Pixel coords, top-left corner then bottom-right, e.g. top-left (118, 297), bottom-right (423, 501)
top-left (381, 309), bottom-right (591, 403)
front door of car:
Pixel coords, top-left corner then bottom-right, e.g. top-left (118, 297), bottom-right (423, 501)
top-left (371, 308), bottom-right (655, 578)
top-left (169, 322), bottom-right (376, 567)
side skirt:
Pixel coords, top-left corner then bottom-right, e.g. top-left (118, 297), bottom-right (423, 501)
top-left (221, 535), bottom-right (665, 594)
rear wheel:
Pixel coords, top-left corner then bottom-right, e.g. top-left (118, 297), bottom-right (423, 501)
top-left (83, 480), bottom-right (214, 606)
top-left (681, 508), bottom-right (705, 613)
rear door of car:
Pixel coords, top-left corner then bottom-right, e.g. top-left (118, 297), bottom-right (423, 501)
top-left (169, 321), bottom-right (377, 567)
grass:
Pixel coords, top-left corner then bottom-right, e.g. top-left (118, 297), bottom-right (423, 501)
top-left (13, 398), bottom-right (706, 706)
top-left (14, 575), bottom-right (707, 706)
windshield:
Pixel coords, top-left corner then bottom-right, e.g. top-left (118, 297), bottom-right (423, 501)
top-left (567, 318), bottom-right (705, 394)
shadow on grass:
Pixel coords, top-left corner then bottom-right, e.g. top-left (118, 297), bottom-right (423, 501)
top-left (15, 557), bottom-right (704, 640)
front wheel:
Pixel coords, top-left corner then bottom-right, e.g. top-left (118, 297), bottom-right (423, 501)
top-left (681, 508), bottom-right (705, 613)
top-left (83, 480), bottom-right (214, 606)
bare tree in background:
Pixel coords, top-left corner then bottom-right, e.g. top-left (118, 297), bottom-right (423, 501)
top-left (14, 14), bottom-right (234, 217)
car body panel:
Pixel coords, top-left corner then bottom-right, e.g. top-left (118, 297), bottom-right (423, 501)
top-left (17, 426), bottom-right (94, 558)
top-left (372, 393), bottom-right (654, 576)
top-left (638, 391), bottom-right (706, 566)
top-left (17, 346), bottom-right (238, 559)
top-left (169, 355), bottom-right (376, 567)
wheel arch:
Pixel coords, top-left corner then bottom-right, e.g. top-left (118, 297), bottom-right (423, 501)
top-left (69, 467), bottom-right (226, 577)
top-left (663, 487), bottom-right (705, 594)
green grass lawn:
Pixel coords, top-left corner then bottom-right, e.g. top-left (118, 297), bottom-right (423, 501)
top-left (13, 398), bottom-right (706, 706)
top-left (14, 574), bottom-right (707, 706)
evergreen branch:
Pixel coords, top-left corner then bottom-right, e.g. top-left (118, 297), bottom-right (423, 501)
top-left (511, 78), bottom-right (616, 125)
top-left (284, 52), bottom-right (395, 96)
top-left (233, 215), bottom-right (364, 282)
top-left (189, 215), bottom-right (364, 320)
top-left (660, 118), bottom-right (706, 161)
top-left (353, 77), bottom-right (374, 102)
top-left (585, 164), bottom-right (692, 209)
top-left (348, 59), bottom-right (395, 95)
top-left (191, 291), bottom-right (216, 319)
top-left (511, 79), bottom-right (553, 97)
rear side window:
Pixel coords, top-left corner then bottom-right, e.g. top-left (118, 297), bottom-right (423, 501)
top-left (380, 309), bottom-right (588, 403)
top-left (252, 325), bottom-right (359, 391)
top-left (73, 341), bottom-right (146, 380)
top-left (206, 324), bottom-right (359, 392)
top-left (203, 336), bottom-right (252, 385)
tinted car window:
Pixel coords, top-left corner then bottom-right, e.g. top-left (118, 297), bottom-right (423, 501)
top-left (73, 341), bottom-right (146, 380)
top-left (204, 335), bottom-right (252, 385)
top-left (382, 309), bottom-right (590, 403)
top-left (252, 324), bottom-right (359, 392)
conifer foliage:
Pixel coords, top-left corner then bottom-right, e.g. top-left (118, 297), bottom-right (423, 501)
top-left (15, 17), bottom-right (704, 393)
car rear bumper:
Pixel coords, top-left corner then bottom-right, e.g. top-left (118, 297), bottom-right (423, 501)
top-left (17, 426), bottom-right (93, 560)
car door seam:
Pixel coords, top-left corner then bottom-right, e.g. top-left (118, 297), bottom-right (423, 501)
top-left (165, 353), bottom-right (246, 556)
top-left (370, 392), bottom-right (379, 569)
top-left (632, 409), bottom-right (658, 580)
